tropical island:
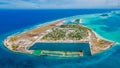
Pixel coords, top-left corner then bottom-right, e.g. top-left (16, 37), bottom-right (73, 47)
top-left (4, 18), bottom-right (115, 57)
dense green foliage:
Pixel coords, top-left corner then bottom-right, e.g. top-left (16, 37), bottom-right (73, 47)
top-left (9, 36), bottom-right (17, 42)
top-left (42, 24), bottom-right (89, 40)
top-left (99, 40), bottom-right (105, 44)
top-left (12, 44), bottom-right (18, 50)
top-left (42, 28), bottom-right (66, 40)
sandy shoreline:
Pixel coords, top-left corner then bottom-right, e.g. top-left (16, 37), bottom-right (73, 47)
top-left (91, 29), bottom-right (115, 43)
top-left (4, 19), bottom-right (65, 53)
top-left (3, 17), bottom-right (116, 57)
top-left (6, 18), bottom-right (65, 39)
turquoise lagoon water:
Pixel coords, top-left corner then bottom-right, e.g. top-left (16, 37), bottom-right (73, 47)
top-left (65, 12), bottom-right (120, 43)
top-left (1, 9), bottom-right (120, 68)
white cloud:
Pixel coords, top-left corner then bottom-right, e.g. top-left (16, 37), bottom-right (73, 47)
top-left (0, 0), bottom-right (120, 9)
top-left (105, 0), bottom-right (120, 7)
top-left (0, 0), bottom-right (39, 9)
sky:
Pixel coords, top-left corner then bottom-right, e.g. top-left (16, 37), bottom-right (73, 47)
top-left (0, 0), bottom-right (120, 9)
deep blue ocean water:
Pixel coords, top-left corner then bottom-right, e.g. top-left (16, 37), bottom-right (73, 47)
top-left (0, 9), bottom-right (120, 68)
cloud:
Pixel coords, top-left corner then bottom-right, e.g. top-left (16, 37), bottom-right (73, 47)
top-left (0, 0), bottom-right (120, 9)
top-left (105, 0), bottom-right (120, 7)
top-left (0, 0), bottom-right (39, 9)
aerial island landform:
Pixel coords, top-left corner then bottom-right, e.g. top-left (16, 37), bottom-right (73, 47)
top-left (4, 13), bottom-right (115, 57)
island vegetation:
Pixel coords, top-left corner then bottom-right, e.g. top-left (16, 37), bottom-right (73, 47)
top-left (42, 24), bottom-right (89, 41)
top-left (3, 19), bottom-right (115, 57)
